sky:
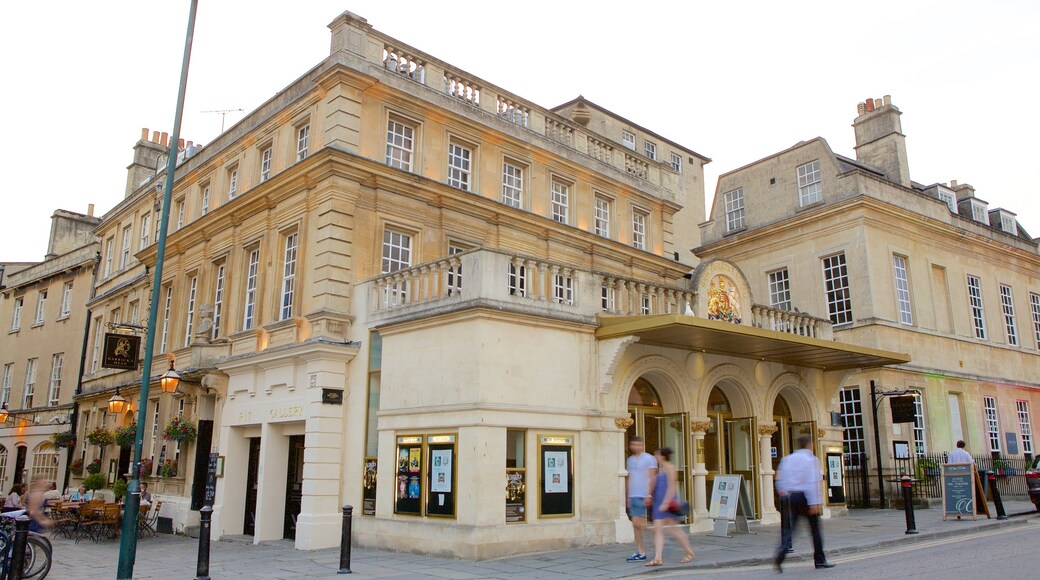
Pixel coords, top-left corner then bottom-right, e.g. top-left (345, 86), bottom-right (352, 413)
top-left (1, 1), bottom-right (1037, 262)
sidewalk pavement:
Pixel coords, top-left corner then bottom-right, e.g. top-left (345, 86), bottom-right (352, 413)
top-left (49, 499), bottom-right (1038, 579)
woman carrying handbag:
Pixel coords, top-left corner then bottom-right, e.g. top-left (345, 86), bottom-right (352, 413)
top-left (646, 447), bottom-right (694, 567)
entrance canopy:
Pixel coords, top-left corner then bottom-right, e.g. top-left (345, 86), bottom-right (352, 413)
top-left (597, 314), bottom-right (909, 370)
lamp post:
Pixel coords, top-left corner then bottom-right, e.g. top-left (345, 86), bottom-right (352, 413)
top-left (116, 2), bottom-right (198, 577)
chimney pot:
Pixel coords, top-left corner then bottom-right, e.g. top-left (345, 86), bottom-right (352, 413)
top-left (864, 98), bottom-right (876, 112)
top-left (160, 132), bottom-right (169, 147)
top-left (87, 203), bottom-right (95, 217)
top-left (187, 141), bottom-right (193, 148)
top-left (152, 130), bottom-right (160, 143)
top-left (140, 128), bottom-right (149, 141)
top-left (178, 138), bottom-right (185, 150)
top-left (857, 102), bottom-right (867, 115)
top-left (882, 95), bottom-right (892, 106)
top-left (950, 180), bottom-right (958, 187)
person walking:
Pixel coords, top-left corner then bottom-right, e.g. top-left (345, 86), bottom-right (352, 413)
top-left (948, 440), bottom-right (974, 464)
top-left (625, 436), bottom-right (657, 562)
top-left (645, 447), bottom-right (694, 567)
top-left (774, 434), bottom-right (834, 573)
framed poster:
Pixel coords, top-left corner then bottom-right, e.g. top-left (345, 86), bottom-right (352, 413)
top-left (394, 436), bottom-right (423, 515)
top-left (426, 434), bottom-right (456, 518)
top-left (825, 448), bottom-right (845, 505)
top-left (362, 457), bottom-right (377, 516)
top-left (506, 469), bottom-right (526, 523)
top-left (538, 435), bottom-right (574, 517)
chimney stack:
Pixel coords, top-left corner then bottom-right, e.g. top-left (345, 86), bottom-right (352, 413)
top-left (853, 95), bottom-right (911, 187)
top-left (124, 127), bottom-right (168, 199)
top-left (88, 203), bottom-right (95, 217)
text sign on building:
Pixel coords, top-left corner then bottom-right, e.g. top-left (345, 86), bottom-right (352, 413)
top-left (102, 333), bottom-right (141, 370)
top-left (889, 396), bottom-right (916, 424)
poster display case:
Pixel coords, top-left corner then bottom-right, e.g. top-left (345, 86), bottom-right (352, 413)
top-left (426, 434), bottom-right (457, 518)
top-left (362, 456), bottom-right (378, 516)
top-left (538, 434), bottom-right (574, 518)
top-left (395, 436), bottom-right (423, 515)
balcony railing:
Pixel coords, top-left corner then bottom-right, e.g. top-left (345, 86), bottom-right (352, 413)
top-left (750, 304), bottom-right (833, 340)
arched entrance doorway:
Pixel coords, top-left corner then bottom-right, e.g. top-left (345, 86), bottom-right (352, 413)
top-left (625, 377), bottom-right (689, 520)
top-left (770, 390), bottom-right (818, 472)
top-left (704, 386), bottom-right (760, 517)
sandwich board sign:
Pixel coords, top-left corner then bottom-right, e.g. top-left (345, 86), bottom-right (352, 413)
top-left (708, 474), bottom-right (753, 537)
top-left (941, 463), bottom-right (990, 520)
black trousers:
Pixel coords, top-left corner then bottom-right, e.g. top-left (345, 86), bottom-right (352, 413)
top-left (775, 492), bottom-right (826, 565)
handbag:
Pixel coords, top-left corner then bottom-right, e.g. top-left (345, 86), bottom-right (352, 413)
top-left (667, 498), bottom-right (689, 516)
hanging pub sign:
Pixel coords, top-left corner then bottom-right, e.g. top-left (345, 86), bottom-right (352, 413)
top-left (102, 333), bottom-right (141, 370)
top-left (889, 395), bottom-right (916, 424)
top-left (538, 435), bottom-right (574, 517)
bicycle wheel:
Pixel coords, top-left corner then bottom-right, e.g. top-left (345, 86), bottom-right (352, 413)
top-left (23, 534), bottom-right (51, 579)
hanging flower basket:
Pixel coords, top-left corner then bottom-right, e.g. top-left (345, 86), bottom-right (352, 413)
top-left (163, 416), bottom-right (198, 444)
top-left (158, 459), bottom-right (178, 479)
top-left (51, 430), bottom-right (76, 449)
top-left (86, 427), bottom-right (115, 447)
top-left (115, 423), bottom-right (138, 448)
top-left (139, 457), bottom-right (154, 477)
top-left (85, 458), bottom-right (102, 475)
top-left (70, 458), bottom-right (85, 476)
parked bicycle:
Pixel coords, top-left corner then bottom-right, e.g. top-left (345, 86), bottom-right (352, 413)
top-left (0, 511), bottom-right (51, 579)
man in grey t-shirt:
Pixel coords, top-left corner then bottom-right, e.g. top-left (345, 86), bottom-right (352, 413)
top-left (625, 436), bottom-right (658, 562)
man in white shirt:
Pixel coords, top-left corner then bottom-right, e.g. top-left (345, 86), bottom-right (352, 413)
top-left (774, 434), bottom-right (833, 572)
top-left (948, 440), bottom-right (974, 464)
top-left (625, 435), bottom-right (657, 562)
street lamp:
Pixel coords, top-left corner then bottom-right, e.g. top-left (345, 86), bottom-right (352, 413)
top-left (0, 404), bottom-right (8, 424)
top-left (160, 362), bottom-right (181, 394)
top-left (108, 388), bottom-right (129, 414)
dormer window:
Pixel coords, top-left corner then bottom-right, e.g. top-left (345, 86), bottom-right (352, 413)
top-left (936, 188), bottom-right (956, 213)
top-left (970, 200), bottom-right (989, 224)
top-left (998, 211), bottom-right (1017, 234)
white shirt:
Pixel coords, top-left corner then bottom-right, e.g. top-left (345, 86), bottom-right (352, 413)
top-left (775, 449), bottom-right (822, 506)
top-left (947, 448), bottom-right (974, 464)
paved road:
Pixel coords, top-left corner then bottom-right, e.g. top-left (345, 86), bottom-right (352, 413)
top-left (646, 521), bottom-right (1040, 579)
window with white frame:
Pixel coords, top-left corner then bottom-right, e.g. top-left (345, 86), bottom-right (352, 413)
top-left (176, 200), bottom-right (185, 230)
top-left (601, 285), bottom-right (616, 313)
top-left (10, 297), bottom-right (22, 330)
top-left (594, 195), bottom-right (611, 238)
top-left (243, 248), bottom-right (260, 330)
top-left (34, 291), bottom-right (46, 325)
top-left (1, 364), bottom-right (12, 407)
top-left (797, 160), bottom-right (822, 206)
top-left (48, 353), bottom-right (63, 406)
top-left (911, 391), bottom-right (926, 456)
top-left (129, 301), bottom-right (139, 325)
top-left (966, 275), bottom-right (987, 339)
top-left (212, 263), bottom-right (225, 339)
top-left (822, 253), bottom-right (852, 325)
top-left (446, 243), bottom-right (468, 294)
top-left (840, 387), bottom-right (866, 465)
top-left (670, 152), bottom-right (682, 173)
top-left (260, 147), bottom-right (272, 182)
top-left (501, 162), bottom-right (524, 209)
top-left (160, 286), bottom-right (172, 353)
top-left (1000, 213), bottom-right (1016, 234)
top-left (640, 294), bottom-right (652, 315)
top-left (550, 180), bottom-right (569, 224)
top-left (104, 237), bottom-right (114, 277)
top-left (30, 442), bottom-right (57, 485)
top-left (644, 140), bottom-right (657, 160)
top-left (23, 358), bottom-right (37, 408)
top-left (296, 124), bottom-right (310, 161)
top-left (60, 282), bottom-right (72, 317)
top-left (892, 255), bottom-right (913, 325)
top-left (447, 142), bottom-right (472, 191)
top-left (227, 168), bottom-right (238, 200)
top-left (999, 284), bottom-right (1018, 346)
top-left (508, 263), bottom-right (527, 297)
top-left (724, 188), bottom-right (745, 232)
top-left (983, 396), bottom-right (1001, 452)
top-left (970, 201), bottom-right (988, 224)
top-left (553, 273), bottom-right (573, 305)
top-left (0, 447), bottom-right (6, 485)
top-left (200, 186), bottom-right (210, 216)
top-left (768, 268), bottom-right (791, 311)
top-left (381, 230), bottom-right (412, 305)
top-left (621, 130), bottom-right (635, 150)
top-left (121, 225), bottom-right (132, 269)
top-left (1030, 293), bottom-right (1040, 350)
top-left (184, 275), bottom-right (197, 347)
top-left (632, 209), bottom-right (648, 251)
top-left (90, 317), bottom-right (102, 372)
top-left (280, 233), bottom-right (298, 320)
top-left (149, 400), bottom-right (160, 462)
top-left (154, 209), bottom-right (161, 243)
top-left (937, 190), bottom-right (956, 213)
top-left (140, 213), bottom-right (151, 249)
top-left (1017, 400), bottom-right (1033, 455)
top-left (385, 118), bottom-right (415, 171)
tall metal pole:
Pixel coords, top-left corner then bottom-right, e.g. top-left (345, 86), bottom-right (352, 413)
top-left (117, 2), bottom-right (199, 577)
top-left (870, 380), bottom-right (886, 508)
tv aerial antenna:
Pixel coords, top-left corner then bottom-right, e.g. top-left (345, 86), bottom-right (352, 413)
top-left (202, 108), bottom-right (244, 133)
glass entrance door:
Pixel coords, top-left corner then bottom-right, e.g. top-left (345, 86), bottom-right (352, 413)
top-left (726, 417), bottom-right (759, 518)
top-left (789, 420), bottom-right (818, 454)
top-left (657, 413), bottom-right (689, 522)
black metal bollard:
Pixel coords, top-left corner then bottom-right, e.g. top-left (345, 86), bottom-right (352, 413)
top-left (900, 476), bottom-right (918, 534)
top-left (9, 515), bottom-right (30, 580)
top-left (988, 473), bottom-right (1008, 520)
top-left (195, 506), bottom-right (213, 580)
top-left (338, 505), bottom-right (353, 574)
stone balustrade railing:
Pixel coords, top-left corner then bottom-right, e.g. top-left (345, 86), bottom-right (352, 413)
top-left (596, 275), bottom-right (695, 316)
top-left (751, 304), bottom-right (834, 340)
top-left (624, 153), bottom-right (649, 180)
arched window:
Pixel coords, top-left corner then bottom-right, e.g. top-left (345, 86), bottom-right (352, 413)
top-left (30, 442), bottom-right (58, 486)
top-left (628, 378), bottom-right (662, 409)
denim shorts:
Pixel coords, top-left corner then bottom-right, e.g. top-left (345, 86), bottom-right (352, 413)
top-left (628, 497), bottom-right (648, 518)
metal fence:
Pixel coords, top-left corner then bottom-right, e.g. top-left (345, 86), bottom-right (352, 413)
top-left (895, 452), bottom-right (1031, 498)
top-left (842, 452), bottom-right (871, 508)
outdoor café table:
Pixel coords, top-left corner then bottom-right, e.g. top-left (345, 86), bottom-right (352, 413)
top-left (75, 503), bottom-right (122, 543)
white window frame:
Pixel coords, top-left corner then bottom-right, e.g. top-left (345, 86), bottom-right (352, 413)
top-left (594, 196), bottom-right (611, 238)
top-left (121, 225), bottom-right (133, 269)
top-left (970, 201), bottom-right (989, 224)
top-left (381, 229), bottom-right (412, 306)
top-left (892, 255), bottom-right (913, 325)
top-left (160, 286), bottom-right (172, 353)
top-left (104, 237), bottom-right (114, 277)
top-left (200, 186), bottom-right (210, 216)
top-left (601, 285), bottom-right (616, 313)
top-left (386, 118), bottom-right (415, 171)
top-left (176, 200), bottom-right (185, 230)
top-left (1030, 293), bottom-right (1040, 350)
top-left (999, 283), bottom-right (1018, 346)
top-left (643, 140), bottom-right (656, 160)
top-left (48, 353), bottom-right (63, 406)
top-left (632, 209), bottom-right (648, 251)
top-left (243, 248), bottom-right (260, 330)
top-left (911, 391), bottom-right (926, 456)
top-left (34, 291), bottom-right (47, 325)
top-left (60, 282), bottom-right (73, 317)
top-left (90, 317), bottom-right (102, 373)
top-left (1, 364), bottom-right (13, 407)
top-left (553, 273), bottom-right (574, 305)
top-left (10, 297), bottom-right (22, 330)
top-left (966, 275), bottom-right (987, 339)
top-left (797, 160), bottom-right (822, 206)
top-left (260, 147), bottom-right (272, 183)
top-left (296, 124), bottom-right (310, 162)
top-left (129, 301), bottom-right (139, 325)
top-left (184, 276), bottom-right (197, 347)
top-left (983, 396), bottom-right (1001, 452)
top-left (937, 190), bottom-right (956, 213)
top-left (140, 213), bottom-right (151, 249)
top-left (621, 130), bottom-right (636, 150)
top-left (768, 268), bottom-right (791, 311)
top-left (23, 358), bottom-right (37, 408)
top-left (670, 152), bottom-right (682, 173)
top-left (822, 253), bottom-right (852, 325)
top-left (212, 264), bottom-right (225, 340)
top-left (840, 387), bottom-right (866, 465)
top-left (501, 161), bottom-right (524, 209)
top-left (550, 180), bottom-right (569, 224)
top-left (508, 263), bottom-right (527, 297)
top-left (1000, 213), bottom-right (1016, 234)
top-left (227, 168), bottom-right (238, 200)
top-left (724, 188), bottom-right (745, 232)
top-left (447, 142), bottom-right (472, 191)
top-left (1017, 400), bottom-right (1033, 455)
top-left (279, 233), bottom-right (299, 321)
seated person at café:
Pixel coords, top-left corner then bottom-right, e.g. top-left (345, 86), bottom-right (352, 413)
top-left (140, 482), bottom-right (153, 505)
top-left (43, 482), bottom-right (62, 503)
top-left (70, 486), bottom-right (90, 502)
top-left (3, 484), bottom-right (26, 513)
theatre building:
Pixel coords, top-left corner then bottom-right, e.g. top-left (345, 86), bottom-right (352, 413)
top-left (72, 11), bottom-right (906, 557)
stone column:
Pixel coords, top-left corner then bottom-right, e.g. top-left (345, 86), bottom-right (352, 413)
top-left (758, 423), bottom-right (780, 524)
top-left (689, 419), bottom-right (712, 527)
top-left (614, 417), bottom-right (635, 543)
